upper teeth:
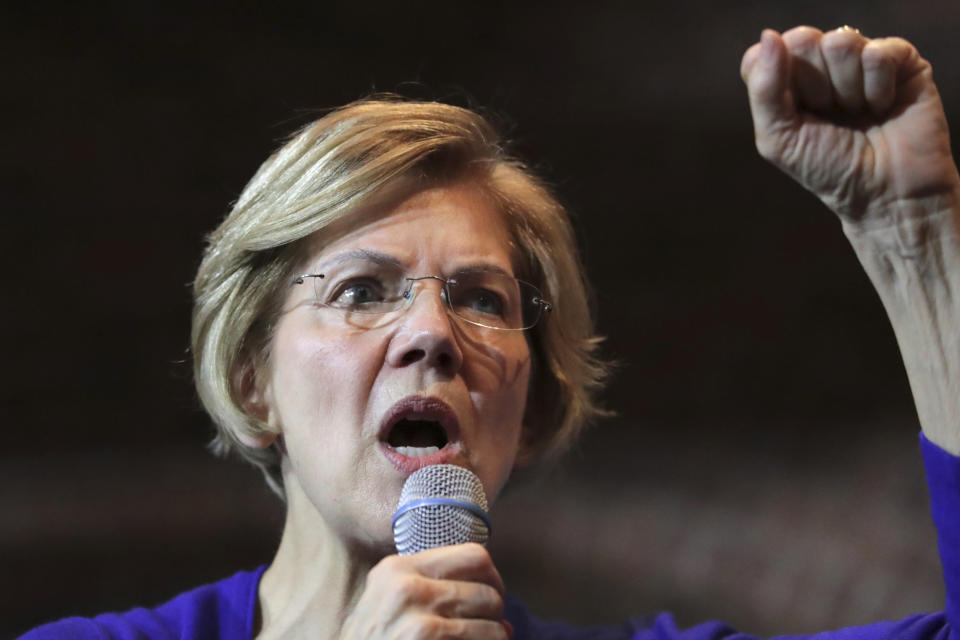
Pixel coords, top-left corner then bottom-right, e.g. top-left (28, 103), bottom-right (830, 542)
top-left (395, 446), bottom-right (440, 458)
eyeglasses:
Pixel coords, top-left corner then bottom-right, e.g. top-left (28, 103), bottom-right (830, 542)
top-left (291, 258), bottom-right (552, 331)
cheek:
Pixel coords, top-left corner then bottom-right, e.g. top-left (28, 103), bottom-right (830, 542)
top-left (268, 323), bottom-right (382, 435)
top-left (475, 357), bottom-right (530, 501)
top-left (460, 332), bottom-right (531, 393)
top-left (465, 337), bottom-right (532, 434)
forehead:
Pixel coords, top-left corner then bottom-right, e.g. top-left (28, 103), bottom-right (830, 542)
top-left (306, 183), bottom-right (517, 271)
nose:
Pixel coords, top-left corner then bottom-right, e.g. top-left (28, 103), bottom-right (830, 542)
top-left (385, 279), bottom-right (464, 374)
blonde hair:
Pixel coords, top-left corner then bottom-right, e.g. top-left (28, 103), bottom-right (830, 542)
top-left (192, 98), bottom-right (609, 496)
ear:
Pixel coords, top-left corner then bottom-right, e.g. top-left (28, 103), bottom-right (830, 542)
top-left (233, 358), bottom-right (280, 450)
top-left (236, 428), bottom-right (278, 449)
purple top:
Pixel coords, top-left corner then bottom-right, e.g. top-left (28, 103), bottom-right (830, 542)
top-left (19, 434), bottom-right (960, 639)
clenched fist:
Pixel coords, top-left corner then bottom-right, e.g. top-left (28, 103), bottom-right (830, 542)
top-left (741, 27), bottom-right (960, 230)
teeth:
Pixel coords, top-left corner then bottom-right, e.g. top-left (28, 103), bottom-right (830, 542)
top-left (395, 446), bottom-right (440, 458)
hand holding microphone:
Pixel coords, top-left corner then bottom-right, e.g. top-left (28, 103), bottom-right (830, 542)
top-left (339, 465), bottom-right (512, 639)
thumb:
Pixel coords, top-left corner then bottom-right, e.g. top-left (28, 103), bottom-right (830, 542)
top-left (741, 29), bottom-right (797, 138)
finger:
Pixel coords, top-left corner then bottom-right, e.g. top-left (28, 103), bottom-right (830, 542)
top-left (861, 39), bottom-right (897, 115)
top-left (820, 28), bottom-right (868, 112)
top-left (430, 580), bottom-right (504, 620)
top-left (414, 615), bottom-right (510, 640)
top-left (741, 29), bottom-right (798, 137)
top-left (862, 37), bottom-right (920, 115)
top-left (782, 26), bottom-right (832, 112)
top-left (408, 543), bottom-right (506, 595)
top-left (739, 41), bottom-right (761, 82)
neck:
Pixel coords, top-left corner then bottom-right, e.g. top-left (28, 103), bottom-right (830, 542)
top-left (255, 469), bottom-right (392, 640)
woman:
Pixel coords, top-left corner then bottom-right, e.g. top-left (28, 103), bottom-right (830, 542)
top-left (22, 26), bottom-right (960, 639)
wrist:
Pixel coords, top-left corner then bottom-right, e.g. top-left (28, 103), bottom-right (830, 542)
top-left (840, 187), bottom-right (960, 455)
top-left (841, 183), bottom-right (960, 259)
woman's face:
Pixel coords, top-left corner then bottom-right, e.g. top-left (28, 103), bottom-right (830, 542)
top-left (259, 182), bottom-right (531, 550)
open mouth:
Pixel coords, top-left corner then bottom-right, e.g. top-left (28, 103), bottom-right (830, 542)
top-left (387, 418), bottom-right (449, 457)
top-left (380, 396), bottom-right (460, 460)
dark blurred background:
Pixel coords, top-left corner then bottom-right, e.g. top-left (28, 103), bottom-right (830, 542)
top-left (5, 1), bottom-right (960, 637)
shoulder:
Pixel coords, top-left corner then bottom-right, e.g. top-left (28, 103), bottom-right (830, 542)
top-left (17, 566), bottom-right (267, 640)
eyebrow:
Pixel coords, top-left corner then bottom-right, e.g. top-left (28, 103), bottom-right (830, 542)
top-left (452, 263), bottom-right (513, 278)
top-left (313, 249), bottom-right (404, 272)
top-left (312, 251), bottom-right (514, 278)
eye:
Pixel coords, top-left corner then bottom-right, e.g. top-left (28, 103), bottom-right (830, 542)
top-left (329, 278), bottom-right (386, 308)
top-left (454, 287), bottom-right (505, 317)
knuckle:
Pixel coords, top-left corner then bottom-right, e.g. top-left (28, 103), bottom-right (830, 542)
top-left (783, 26), bottom-right (822, 53)
top-left (784, 25), bottom-right (822, 38)
top-left (887, 36), bottom-right (913, 50)
top-left (821, 33), bottom-right (862, 58)
top-left (460, 542), bottom-right (492, 565)
top-left (365, 560), bottom-right (398, 596)
top-left (399, 575), bottom-right (435, 605)
top-left (434, 582), bottom-right (465, 616)
top-left (370, 553), bottom-right (404, 578)
top-left (369, 564), bottom-right (435, 609)
top-left (439, 618), bottom-right (469, 639)
top-left (470, 584), bottom-right (505, 619)
top-left (487, 587), bottom-right (505, 618)
top-left (862, 43), bottom-right (893, 70)
top-left (409, 614), bottom-right (446, 639)
top-left (441, 582), bottom-right (502, 619)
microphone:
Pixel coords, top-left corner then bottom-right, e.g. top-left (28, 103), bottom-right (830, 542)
top-left (392, 464), bottom-right (491, 555)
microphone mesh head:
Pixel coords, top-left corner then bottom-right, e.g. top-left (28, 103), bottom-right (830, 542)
top-left (393, 464), bottom-right (490, 555)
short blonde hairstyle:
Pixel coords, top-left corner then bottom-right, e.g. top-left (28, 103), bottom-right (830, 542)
top-left (192, 97), bottom-right (609, 496)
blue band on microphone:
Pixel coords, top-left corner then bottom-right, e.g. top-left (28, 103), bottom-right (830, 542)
top-left (391, 498), bottom-right (492, 534)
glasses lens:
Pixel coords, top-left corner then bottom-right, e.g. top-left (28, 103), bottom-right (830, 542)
top-left (300, 260), bottom-right (548, 331)
top-left (311, 259), bottom-right (407, 319)
top-left (447, 272), bottom-right (543, 330)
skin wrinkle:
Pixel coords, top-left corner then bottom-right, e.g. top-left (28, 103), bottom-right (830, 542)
top-left (458, 329), bottom-right (518, 390)
top-left (814, 121), bottom-right (866, 215)
top-left (784, 28), bottom-right (832, 113)
top-left (260, 182), bottom-right (531, 576)
top-left (821, 31), bottom-right (864, 111)
top-left (864, 127), bottom-right (888, 190)
top-left (504, 352), bottom-right (532, 391)
top-left (846, 205), bottom-right (960, 453)
top-left (188, 104), bottom-right (605, 638)
top-left (896, 258), bottom-right (952, 439)
top-left (742, 28), bottom-right (960, 460)
top-left (861, 45), bottom-right (893, 103)
top-left (287, 255), bottom-right (527, 390)
top-left (849, 194), bottom-right (959, 253)
top-left (755, 38), bottom-right (951, 224)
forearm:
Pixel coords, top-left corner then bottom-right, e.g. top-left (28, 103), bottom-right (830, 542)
top-left (843, 185), bottom-right (960, 454)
